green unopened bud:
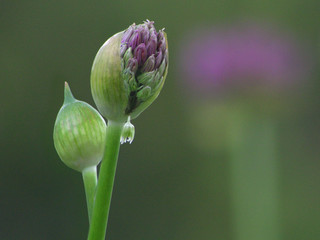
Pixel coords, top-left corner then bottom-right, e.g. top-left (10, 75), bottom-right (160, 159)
top-left (91, 20), bottom-right (169, 123)
top-left (128, 76), bottom-right (138, 91)
top-left (137, 71), bottom-right (156, 85)
top-left (120, 117), bottom-right (135, 144)
top-left (141, 55), bottom-right (155, 72)
top-left (136, 86), bottom-right (152, 101)
top-left (53, 82), bottom-right (107, 172)
top-left (123, 47), bottom-right (133, 66)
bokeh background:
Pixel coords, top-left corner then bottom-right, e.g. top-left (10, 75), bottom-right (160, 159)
top-left (1, 0), bottom-right (319, 239)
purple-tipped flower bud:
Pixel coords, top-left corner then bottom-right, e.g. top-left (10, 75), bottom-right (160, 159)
top-left (120, 44), bottom-right (128, 58)
top-left (123, 47), bottom-right (133, 65)
top-left (142, 26), bottom-right (150, 43)
top-left (146, 32), bottom-right (158, 56)
top-left (121, 25), bottom-right (135, 44)
top-left (134, 43), bottom-right (147, 66)
top-left (141, 55), bottom-right (155, 72)
top-left (120, 26), bottom-right (135, 57)
top-left (91, 20), bottom-right (169, 122)
top-left (127, 58), bottom-right (138, 73)
top-left (128, 31), bottom-right (141, 49)
top-left (158, 34), bottom-right (166, 53)
top-left (155, 51), bottom-right (163, 69)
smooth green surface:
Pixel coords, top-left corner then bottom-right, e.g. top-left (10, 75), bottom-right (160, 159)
top-left (228, 113), bottom-right (280, 240)
top-left (82, 166), bottom-right (98, 223)
top-left (91, 32), bottom-right (128, 122)
top-left (87, 121), bottom-right (124, 240)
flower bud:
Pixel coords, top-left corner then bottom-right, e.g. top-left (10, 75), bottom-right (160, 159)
top-left (91, 20), bottom-right (169, 122)
top-left (53, 82), bottom-right (107, 172)
top-left (141, 55), bottom-right (155, 72)
top-left (120, 117), bottom-right (135, 144)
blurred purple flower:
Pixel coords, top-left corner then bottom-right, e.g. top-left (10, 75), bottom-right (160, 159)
top-left (180, 23), bottom-right (311, 93)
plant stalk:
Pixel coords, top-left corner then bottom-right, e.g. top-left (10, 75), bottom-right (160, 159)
top-left (228, 114), bottom-right (280, 240)
top-left (87, 121), bottom-right (124, 240)
top-left (82, 166), bottom-right (98, 223)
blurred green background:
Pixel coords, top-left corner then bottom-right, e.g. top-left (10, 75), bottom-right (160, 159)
top-left (1, 0), bottom-right (319, 239)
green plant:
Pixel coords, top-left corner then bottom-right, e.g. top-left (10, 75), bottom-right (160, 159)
top-left (53, 20), bottom-right (168, 240)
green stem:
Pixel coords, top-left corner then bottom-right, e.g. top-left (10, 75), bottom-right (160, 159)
top-left (82, 166), bottom-right (98, 223)
top-left (87, 121), bottom-right (124, 240)
top-left (228, 114), bottom-right (280, 240)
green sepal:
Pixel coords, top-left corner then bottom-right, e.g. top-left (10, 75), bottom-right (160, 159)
top-left (91, 31), bottom-right (129, 122)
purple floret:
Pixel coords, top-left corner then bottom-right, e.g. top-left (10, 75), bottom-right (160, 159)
top-left (121, 20), bottom-right (167, 73)
top-left (134, 43), bottom-right (147, 66)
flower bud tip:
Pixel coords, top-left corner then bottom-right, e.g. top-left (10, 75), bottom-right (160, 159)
top-left (64, 82), bottom-right (76, 105)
